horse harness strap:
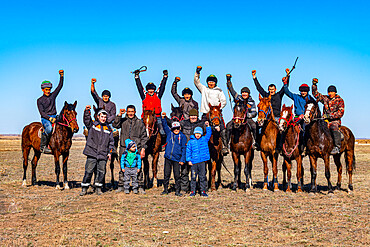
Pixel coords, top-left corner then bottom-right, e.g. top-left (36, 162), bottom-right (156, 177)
top-left (283, 125), bottom-right (300, 158)
top-left (57, 114), bottom-right (76, 128)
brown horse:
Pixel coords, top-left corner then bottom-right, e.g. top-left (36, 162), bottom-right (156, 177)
top-left (142, 109), bottom-right (162, 188)
top-left (304, 100), bottom-right (355, 193)
top-left (206, 103), bottom-right (224, 191)
top-left (257, 95), bottom-right (280, 191)
top-left (278, 104), bottom-right (303, 192)
top-left (21, 101), bottom-right (79, 189)
top-left (230, 101), bottom-right (254, 191)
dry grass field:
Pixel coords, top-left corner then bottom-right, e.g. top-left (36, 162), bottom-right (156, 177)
top-left (0, 136), bottom-right (369, 246)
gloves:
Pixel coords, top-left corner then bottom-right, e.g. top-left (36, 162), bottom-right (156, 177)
top-left (226, 74), bottom-right (232, 82)
top-left (312, 78), bottom-right (318, 85)
top-left (59, 70), bottom-right (64, 77)
top-left (134, 70), bottom-right (140, 76)
top-left (196, 66), bottom-right (202, 74)
top-left (163, 70), bottom-right (168, 76)
top-left (285, 68), bottom-right (290, 74)
top-left (323, 113), bottom-right (330, 119)
top-left (49, 117), bottom-right (56, 123)
top-left (174, 77), bottom-right (181, 83)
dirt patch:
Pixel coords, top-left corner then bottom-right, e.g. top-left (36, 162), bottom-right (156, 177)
top-left (0, 139), bottom-right (369, 246)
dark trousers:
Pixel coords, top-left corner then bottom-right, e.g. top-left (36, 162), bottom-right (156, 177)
top-left (123, 167), bottom-right (139, 190)
top-left (180, 162), bottom-right (190, 192)
top-left (119, 168), bottom-right (144, 188)
top-left (81, 157), bottom-right (106, 188)
top-left (163, 158), bottom-right (181, 192)
top-left (190, 162), bottom-right (207, 192)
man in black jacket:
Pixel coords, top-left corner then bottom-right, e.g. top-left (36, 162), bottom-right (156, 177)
top-left (171, 77), bottom-right (199, 121)
top-left (113, 105), bottom-right (149, 193)
top-left (81, 107), bottom-right (115, 196)
top-left (91, 78), bottom-right (117, 124)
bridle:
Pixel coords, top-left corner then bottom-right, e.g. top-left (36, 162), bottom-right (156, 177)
top-left (57, 112), bottom-right (77, 129)
top-left (232, 106), bottom-right (248, 125)
top-left (279, 110), bottom-right (301, 158)
top-left (258, 104), bottom-right (272, 121)
top-left (145, 114), bottom-right (158, 137)
top-left (207, 111), bottom-right (222, 126)
top-left (171, 114), bottom-right (184, 122)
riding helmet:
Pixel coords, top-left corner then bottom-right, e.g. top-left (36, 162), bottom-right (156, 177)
top-left (241, 87), bottom-right (250, 94)
top-left (102, 90), bottom-right (111, 97)
top-left (182, 87), bottom-right (193, 96)
top-left (206, 74), bottom-right (218, 85)
top-left (327, 85), bottom-right (337, 93)
top-left (146, 82), bottom-right (157, 91)
top-left (41, 80), bottom-right (52, 89)
top-left (299, 84), bottom-right (310, 92)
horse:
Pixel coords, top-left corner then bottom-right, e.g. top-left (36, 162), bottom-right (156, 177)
top-left (206, 103), bottom-right (224, 191)
top-left (142, 109), bottom-right (163, 188)
top-left (278, 104), bottom-right (304, 192)
top-left (257, 95), bottom-right (280, 191)
top-left (170, 103), bottom-right (184, 123)
top-left (230, 100), bottom-right (254, 191)
top-left (21, 101), bottom-right (79, 189)
top-left (304, 100), bottom-right (356, 193)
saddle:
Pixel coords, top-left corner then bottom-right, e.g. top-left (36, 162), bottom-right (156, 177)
top-left (38, 123), bottom-right (56, 138)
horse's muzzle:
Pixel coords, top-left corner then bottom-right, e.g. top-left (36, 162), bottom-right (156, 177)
top-left (73, 128), bottom-right (79, 133)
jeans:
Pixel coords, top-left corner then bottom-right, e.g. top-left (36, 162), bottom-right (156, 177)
top-left (190, 162), bottom-right (207, 192)
top-left (81, 157), bottom-right (107, 188)
top-left (123, 167), bottom-right (139, 190)
top-left (163, 158), bottom-right (181, 192)
top-left (41, 115), bottom-right (56, 135)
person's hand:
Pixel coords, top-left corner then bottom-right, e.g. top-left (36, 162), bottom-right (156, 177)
top-left (252, 70), bottom-right (256, 78)
top-left (312, 78), bottom-right (318, 85)
top-left (188, 161), bottom-right (193, 166)
top-left (226, 74), bottom-right (232, 82)
top-left (137, 169), bottom-right (140, 173)
top-left (118, 108), bottom-right (126, 116)
top-left (205, 121), bottom-right (210, 127)
top-left (122, 169), bottom-right (125, 173)
top-left (161, 112), bottom-right (166, 118)
top-left (140, 148), bottom-right (145, 158)
top-left (285, 68), bottom-right (290, 75)
top-left (134, 69), bottom-right (140, 76)
top-left (91, 78), bottom-right (97, 84)
top-left (282, 77), bottom-right (288, 85)
top-left (85, 105), bottom-right (91, 111)
top-left (163, 70), bottom-right (168, 76)
top-left (108, 153), bottom-right (111, 161)
top-left (196, 66), bottom-right (202, 74)
top-left (323, 113), bottom-right (330, 119)
top-left (59, 70), bottom-right (64, 77)
top-left (175, 77), bottom-right (181, 83)
top-left (179, 162), bottom-right (184, 165)
top-left (215, 126), bottom-right (220, 132)
top-left (298, 114), bottom-right (304, 120)
top-left (49, 117), bottom-right (56, 123)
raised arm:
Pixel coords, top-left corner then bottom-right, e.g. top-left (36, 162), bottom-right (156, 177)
top-left (204, 126), bottom-right (212, 142)
top-left (83, 107), bottom-right (93, 129)
top-left (226, 74), bottom-right (238, 101)
top-left (282, 76), bottom-right (294, 100)
top-left (194, 67), bottom-right (206, 93)
top-left (90, 78), bottom-right (101, 105)
top-left (252, 70), bottom-right (269, 97)
top-left (135, 74), bottom-right (146, 100)
top-left (161, 114), bottom-right (171, 136)
top-left (157, 70), bottom-right (168, 99)
top-left (52, 70), bottom-right (64, 98)
top-left (171, 77), bottom-right (182, 104)
top-left (311, 79), bottom-right (328, 104)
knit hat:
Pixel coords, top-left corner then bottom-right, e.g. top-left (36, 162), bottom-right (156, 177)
top-left (97, 109), bottom-right (108, 116)
top-left (194, 127), bottom-right (203, 135)
top-left (102, 90), bottom-right (111, 97)
top-left (171, 121), bottom-right (181, 130)
top-left (182, 87), bottom-right (193, 96)
top-left (189, 108), bottom-right (198, 116)
top-left (327, 85), bottom-right (337, 93)
top-left (299, 84), bottom-right (310, 92)
top-left (41, 80), bottom-right (52, 89)
top-left (206, 75), bottom-right (218, 85)
top-left (125, 139), bottom-right (136, 150)
top-left (146, 82), bottom-right (156, 91)
top-left (241, 87), bottom-right (250, 94)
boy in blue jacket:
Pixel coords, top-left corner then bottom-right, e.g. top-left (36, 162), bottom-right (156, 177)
top-left (161, 112), bottom-right (187, 196)
top-left (186, 122), bottom-right (212, 197)
top-left (121, 139), bottom-right (141, 194)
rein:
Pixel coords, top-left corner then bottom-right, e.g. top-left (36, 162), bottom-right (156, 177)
top-left (146, 116), bottom-right (158, 137)
top-left (233, 108), bottom-right (248, 125)
top-left (171, 114), bottom-right (184, 122)
top-left (283, 126), bottom-right (300, 158)
top-left (57, 114), bottom-right (76, 129)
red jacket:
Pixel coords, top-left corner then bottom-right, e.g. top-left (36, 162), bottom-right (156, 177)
top-left (142, 93), bottom-right (162, 117)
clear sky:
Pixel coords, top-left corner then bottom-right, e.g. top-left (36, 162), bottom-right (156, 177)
top-left (0, 0), bottom-right (369, 137)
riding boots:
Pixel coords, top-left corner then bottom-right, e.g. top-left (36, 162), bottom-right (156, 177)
top-left (80, 186), bottom-right (87, 196)
top-left (40, 132), bottom-right (52, 154)
top-left (330, 130), bottom-right (341, 155)
top-left (220, 129), bottom-right (229, 156)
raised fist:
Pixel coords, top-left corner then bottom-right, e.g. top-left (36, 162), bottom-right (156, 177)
top-left (91, 78), bottom-right (97, 84)
top-left (285, 68), bottom-right (290, 74)
top-left (251, 70), bottom-right (256, 77)
top-left (312, 78), bottom-right (318, 85)
top-left (119, 109), bottom-right (126, 116)
top-left (175, 77), bottom-right (181, 82)
top-left (134, 70), bottom-right (140, 76)
top-left (85, 105), bottom-right (91, 111)
top-left (205, 121), bottom-right (210, 127)
top-left (59, 70), bottom-right (64, 76)
top-left (196, 66), bottom-right (202, 74)
top-left (282, 77), bottom-right (288, 85)
top-left (161, 112), bottom-right (167, 118)
top-left (163, 70), bottom-right (168, 76)
top-left (226, 74), bottom-right (232, 81)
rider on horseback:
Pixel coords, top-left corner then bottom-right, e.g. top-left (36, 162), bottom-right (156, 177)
top-left (91, 78), bottom-right (117, 124)
top-left (171, 77), bottom-right (199, 121)
top-left (37, 70), bottom-right (64, 154)
top-left (312, 79), bottom-right (345, 155)
top-left (194, 66), bottom-right (228, 155)
top-left (226, 74), bottom-right (258, 149)
top-left (134, 69), bottom-right (168, 137)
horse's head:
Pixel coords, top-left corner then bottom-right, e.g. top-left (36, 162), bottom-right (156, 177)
top-left (207, 103), bottom-right (222, 126)
top-left (257, 94), bottom-right (273, 127)
top-left (170, 103), bottom-right (184, 123)
top-left (304, 99), bottom-right (320, 124)
top-left (278, 104), bottom-right (293, 133)
top-left (60, 101), bottom-right (79, 133)
top-left (142, 109), bottom-right (156, 137)
top-left (232, 100), bottom-right (247, 128)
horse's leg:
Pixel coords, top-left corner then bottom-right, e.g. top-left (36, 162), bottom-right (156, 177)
top-left (22, 146), bottom-right (31, 186)
top-left (109, 154), bottom-right (115, 189)
top-left (244, 150), bottom-right (252, 191)
top-left (62, 152), bottom-right (70, 189)
top-left (217, 159), bottom-right (222, 188)
top-left (309, 155), bottom-right (318, 192)
top-left (345, 149), bottom-right (355, 192)
top-left (152, 152), bottom-right (160, 188)
top-left (249, 150), bottom-right (254, 186)
top-left (211, 160), bottom-right (217, 191)
top-left (282, 159), bottom-right (287, 190)
top-left (286, 160), bottom-right (292, 192)
top-left (54, 152), bottom-right (62, 189)
top-left (296, 155), bottom-right (303, 192)
top-left (231, 152), bottom-right (239, 191)
top-left (260, 152), bottom-right (269, 190)
top-left (31, 150), bottom-right (41, 186)
top-left (270, 153), bottom-right (279, 192)
top-left (143, 157), bottom-right (150, 189)
top-left (324, 154), bottom-right (334, 193)
top-left (333, 154), bottom-right (342, 190)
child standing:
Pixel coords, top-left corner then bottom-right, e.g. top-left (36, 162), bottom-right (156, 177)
top-left (186, 122), bottom-right (212, 197)
top-left (121, 139), bottom-right (141, 194)
top-left (161, 112), bottom-right (187, 196)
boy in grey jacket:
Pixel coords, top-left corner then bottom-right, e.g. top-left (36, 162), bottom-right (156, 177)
top-left (171, 76), bottom-right (199, 121)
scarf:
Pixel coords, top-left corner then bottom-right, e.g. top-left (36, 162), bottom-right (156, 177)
top-left (126, 150), bottom-right (137, 166)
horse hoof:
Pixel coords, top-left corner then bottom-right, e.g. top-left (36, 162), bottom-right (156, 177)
top-left (263, 183), bottom-right (268, 191)
top-left (56, 184), bottom-right (62, 190)
top-left (153, 178), bottom-right (158, 188)
top-left (348, 190), bottom-right (353, 195)
top-left (286, 188), bottom-right (292, 193)
top-left (297, 188), bottom-right (302, 193)
top-left (274, 184), bottom-right (279, 192)
top-left (22, 180), bottom-right (27, 187)
top-left (64, 183), bottom-right (70, 190)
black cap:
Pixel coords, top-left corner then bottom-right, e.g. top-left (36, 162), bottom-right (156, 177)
top-left (206, 74), bottom-right (218, 84)
top-left (241, 87), bottom-right (250, 94)
top-left (327, 85), bottom-right (337, 93)
top-left (102, 90), bottom-right (111, 97)
top-left (182, 87), bottom-right (193, 96)
top-left (146, 82), bottom-right (156, 91)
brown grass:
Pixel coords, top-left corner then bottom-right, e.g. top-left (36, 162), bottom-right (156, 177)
top-left (0, 138), bottom-right (369, 246)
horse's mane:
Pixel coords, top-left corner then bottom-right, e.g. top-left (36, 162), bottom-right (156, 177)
top-left (305, 99), bottom-right (322, 118)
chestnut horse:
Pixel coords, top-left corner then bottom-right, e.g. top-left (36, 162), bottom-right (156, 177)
top-left (304, 100), bottom-right (355, 193)
top-left (206, 103), bottom-right (224, 191)
top-left (230, 101), bottom-right (254, 191)
top-left (142, 109), bottom-right (163, 188)
top-left (257, 95), bottom-right (280, 191)
top-left (21, 101), bottom-right (79, 189)
top-left (278, 104), bottom-right (304, 192)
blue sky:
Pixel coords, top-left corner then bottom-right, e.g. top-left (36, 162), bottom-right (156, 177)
top-left (0, 0), bottom-right (369, 137)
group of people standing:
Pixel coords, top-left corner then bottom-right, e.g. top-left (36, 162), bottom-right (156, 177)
top-left (36, 65), bottom-right (345, 196)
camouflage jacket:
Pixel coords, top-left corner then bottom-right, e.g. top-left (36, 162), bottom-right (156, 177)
top-left (312, 84), bottom-right (345, 123)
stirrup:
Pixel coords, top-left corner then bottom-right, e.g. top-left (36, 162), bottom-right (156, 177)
top-left (330, 146), bottom-right (340, 155)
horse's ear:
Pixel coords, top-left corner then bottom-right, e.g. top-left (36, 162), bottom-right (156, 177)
top-left (218, 103), bottom-right (221, 109)
top-left (259, 94), bottom-right (262, 101)
top-left (290, 105), bottom-right (294, 110)
top-left (208, 103), bottom-right (212, 108)
top-left (282, 104), bottom-right (286, 108)
top-left (93, 105), bottom-right (97, 111)
top-left (73, 101), bottom-right (77, 109)
top-left (171, 103), bottom-right (174, 110)
top-left (64, 101), bottom-right (68, 107)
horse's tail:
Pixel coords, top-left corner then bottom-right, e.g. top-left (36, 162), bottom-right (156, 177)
top-left (21, 125), bottom-right (30, 154)
top-left (345, 151), bottom-right (356, 171)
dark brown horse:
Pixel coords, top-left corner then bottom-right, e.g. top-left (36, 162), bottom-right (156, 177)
top-left (230, 101), bottom-right (254, 191)
top-left (142, 109), bottom-right (162, 188)
top-left (206, 103), bottom-right (224, 191)
top-left (304, 100), bottom-right (355, 193)
top-left (170, 103), bottom-right (184, 123)
top-left (21, 101), bottom-right (79, 189)
top-left (278, 104), bottom-right (303, 192)
top-left (257, 95), bottom-right (280, 191)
